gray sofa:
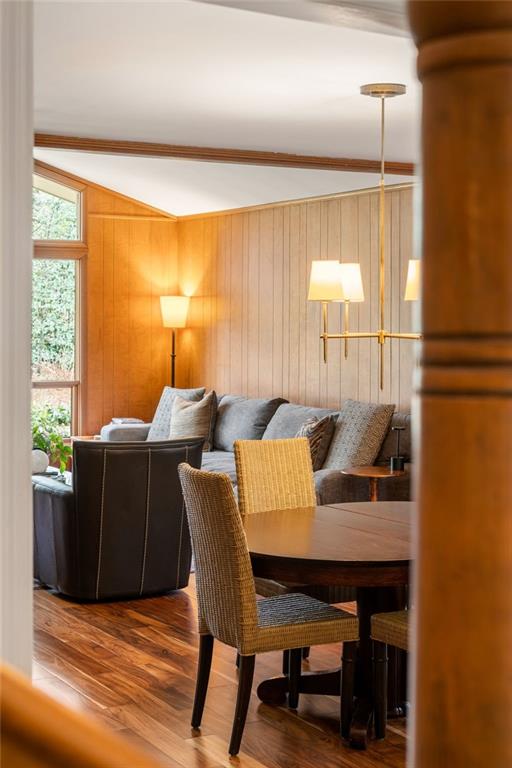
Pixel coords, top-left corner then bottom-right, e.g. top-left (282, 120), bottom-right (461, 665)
top-left (101, 389), bottom-right (411, 505)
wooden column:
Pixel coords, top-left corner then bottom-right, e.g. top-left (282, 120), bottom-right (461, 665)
top-left (408, 3), bottom-right (512, 766)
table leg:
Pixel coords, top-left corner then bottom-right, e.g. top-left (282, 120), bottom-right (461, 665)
top-left (369, 477), bottom-right (378, 502)
top-left (255, 586), bottom-right (407, 751)
top-left (349, 586), bottom-right (406, 749)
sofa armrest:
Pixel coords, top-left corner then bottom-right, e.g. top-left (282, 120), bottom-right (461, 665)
top-left (100, 423), bottom-right (151, 441)
top-left (314, 467), bottom-right (412, 506)
top-left (32, 476), bottom-right (76, 592)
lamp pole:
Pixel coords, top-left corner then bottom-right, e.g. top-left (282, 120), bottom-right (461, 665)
top-left (170, 328), bottom-right (176, 387)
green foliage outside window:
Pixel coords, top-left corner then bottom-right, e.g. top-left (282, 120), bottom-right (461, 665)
top-left (32, 187), bottom-right (78, 240)
top-left (32, 405), bottom-right (72, 474)
top-left (32, 179), bottom-right (80, 439)
top-left (32, 259), bottom-right (76, 381)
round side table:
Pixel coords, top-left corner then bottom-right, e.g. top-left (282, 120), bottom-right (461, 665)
top-left (341, 465), bottom-right (405, 502)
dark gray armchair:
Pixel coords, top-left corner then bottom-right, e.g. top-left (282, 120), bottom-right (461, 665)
top-left (32, 438), bottom-right (204, 601)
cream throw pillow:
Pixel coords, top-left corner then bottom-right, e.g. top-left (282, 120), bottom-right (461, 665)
top-left (169, 391), bottom-right (217, 451)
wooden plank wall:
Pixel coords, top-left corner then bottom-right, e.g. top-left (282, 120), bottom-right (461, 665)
top-left (177, 186), bottom-right (416, 410)
top-left (84, 188), bottom-right (178, 434)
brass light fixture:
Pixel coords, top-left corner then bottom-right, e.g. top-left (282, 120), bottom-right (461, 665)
top-left (308, 82), bottom-right (421, 389)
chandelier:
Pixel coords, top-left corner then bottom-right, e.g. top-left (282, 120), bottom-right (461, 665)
top-left (308, 83), bottom-right (421, 390)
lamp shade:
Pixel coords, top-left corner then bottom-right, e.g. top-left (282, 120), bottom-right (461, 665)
top-left (339, 263), bottom-right (364, 302)
top-left (404, 260), bottom-right (421, 301)
top-left (307, 260), bottom-right (344, 301)
top-left (160, 295), bottom-right (190, 328)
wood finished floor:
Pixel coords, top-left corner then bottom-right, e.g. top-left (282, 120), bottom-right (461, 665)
top-left (33, 580), bottom-right (406, 768)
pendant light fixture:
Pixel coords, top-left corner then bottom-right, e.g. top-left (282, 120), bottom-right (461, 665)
top-left (308, 82), bottom-right (421, 389)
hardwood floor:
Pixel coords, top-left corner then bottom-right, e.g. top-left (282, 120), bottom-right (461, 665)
top-left (33, 581), bottom-right (406, 767)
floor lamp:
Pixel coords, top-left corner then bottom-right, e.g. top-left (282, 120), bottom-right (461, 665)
top-left (160, 296), bottom-right (190, 387)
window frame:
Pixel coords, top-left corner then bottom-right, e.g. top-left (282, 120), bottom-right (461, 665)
top-left (32, 162), bottom-right (87, 436)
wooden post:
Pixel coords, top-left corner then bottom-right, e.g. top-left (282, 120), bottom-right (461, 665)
top-left (408, 3), bottom-right (512, 766)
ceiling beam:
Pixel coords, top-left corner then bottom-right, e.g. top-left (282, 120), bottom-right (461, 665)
top-left (34, 133), bottom-right (415, 176)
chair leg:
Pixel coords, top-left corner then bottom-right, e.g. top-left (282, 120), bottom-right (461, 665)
top-left (288, 648), bottom-right (302, 710)
top-left (302, 646), bottom-right (310, 660)
top-left (282, 648), bottom-right (290, 675)
top-left (373, 640), bottom-right (388, 739)
top-left (191, 634), bottom-right (214, 729)
top-left (229, 655), bottom-right (255, 757)
top-left (341, 641), bottom-right (357, 739)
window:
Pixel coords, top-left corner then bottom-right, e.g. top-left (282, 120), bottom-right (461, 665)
top-left (32, 168), bottom-right (84, 436)
top-left (33, 173), bottom-right (81, 241)
top-left (32, 259), bottom-right (78, 436)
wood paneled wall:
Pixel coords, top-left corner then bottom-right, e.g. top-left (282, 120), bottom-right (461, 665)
top-left (177, 186), bottom-right (416, 410)
top-left (84, 187), bottom-right (178, 434)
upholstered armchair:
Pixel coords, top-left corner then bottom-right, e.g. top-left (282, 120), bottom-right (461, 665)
top-left (32, 438), bottom-right (204, 601)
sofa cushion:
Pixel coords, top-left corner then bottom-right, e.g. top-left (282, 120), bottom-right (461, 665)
top-left (323, 399), bottom-right (395, 470)
top-left (169, 391), bottom-right (217, 451)
top-left (200, 450), bottom-right (237, 486)
top-left (296, 415), bottom-right (337, 471)
top-left (375, 411), bottom-right (412, 465)
top-left (263, 403), bottom-right (337, 440)
top-left (213, 395), bottom-right (287, 452)
top-left (147, 386), bottom-right (205, 441)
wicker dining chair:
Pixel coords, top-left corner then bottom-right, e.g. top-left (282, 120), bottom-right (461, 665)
top-left (178, 463), bottom-right (359, 756)
top-left (371, 610), bottom-right (409, 738)
top-left (235, 437), bottom-right (356, 604)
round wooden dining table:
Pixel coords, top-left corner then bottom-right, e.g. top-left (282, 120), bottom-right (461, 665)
top-left (245, 500), bottom-right (413, 749)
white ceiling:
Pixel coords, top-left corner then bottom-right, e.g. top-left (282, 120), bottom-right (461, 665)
top-left (34, 0), bottom-right (419, 216)
top-left (34, 148), bottom-right (412, 217)
top-left (200, 1), bottom-right (409, 37)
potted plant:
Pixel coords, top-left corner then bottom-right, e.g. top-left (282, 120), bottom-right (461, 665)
top-left (32, 405), bottom-right (72, 476)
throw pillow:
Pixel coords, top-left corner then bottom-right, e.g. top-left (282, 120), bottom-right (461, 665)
top-left (295, 415), bottom-right (336, 471)
top-left (169, 391), bottom-right (217, 451)
top-left (323, 399), bottom-right (395, 470)
top-left (213, 395), bottom-right (287, 452)
top-left (263, 403), bottom-right (337, 440)
top-left (147, 386), bottom-right (205, 441)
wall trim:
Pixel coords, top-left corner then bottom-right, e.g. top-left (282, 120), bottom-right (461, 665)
top-left (178, 182), bottom-right (415, 220)
top-left (88, 212), bottom-right (173, 222)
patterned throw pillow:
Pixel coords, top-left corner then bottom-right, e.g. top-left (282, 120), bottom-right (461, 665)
top-left (323, 399), bottom-right (395, 470)
top-left (296, 415), bottom-right (336, 471)
top-left (169, 391), bottom-right (217, 451)
top-left (147, 386), bottom-right (205, 441)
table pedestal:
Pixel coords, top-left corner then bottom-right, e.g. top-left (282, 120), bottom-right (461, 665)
top-left (256, 585), bottom-right (407, 749)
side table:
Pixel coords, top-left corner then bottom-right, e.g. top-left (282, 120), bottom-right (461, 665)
top-left (341, 465), bottom-right (406, 502)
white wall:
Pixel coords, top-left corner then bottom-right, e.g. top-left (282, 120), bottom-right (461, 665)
top-left (0, 1), bottom-right (33, 675)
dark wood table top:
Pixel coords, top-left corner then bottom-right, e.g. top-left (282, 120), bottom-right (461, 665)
top-left (341, 466), bottom-right (406, 479)
top-left (245, 501), bottom-right (413, 587)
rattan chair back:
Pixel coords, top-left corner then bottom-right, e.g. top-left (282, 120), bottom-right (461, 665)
top-left (178, 463), bottom-right (258, 648)
top-left (235, 437), bottom-right (316, 516)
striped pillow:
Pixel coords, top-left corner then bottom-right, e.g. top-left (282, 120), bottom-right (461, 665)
top-left (169, 391), bottom-right (217, 451)
top-left (296, 415), bottom-right (336, 471)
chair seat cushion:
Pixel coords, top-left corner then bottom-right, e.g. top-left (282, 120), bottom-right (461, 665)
top-left (240, 593), bottom-right (358, 655)
top-left (371, 610), bottom-right (409, 651)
